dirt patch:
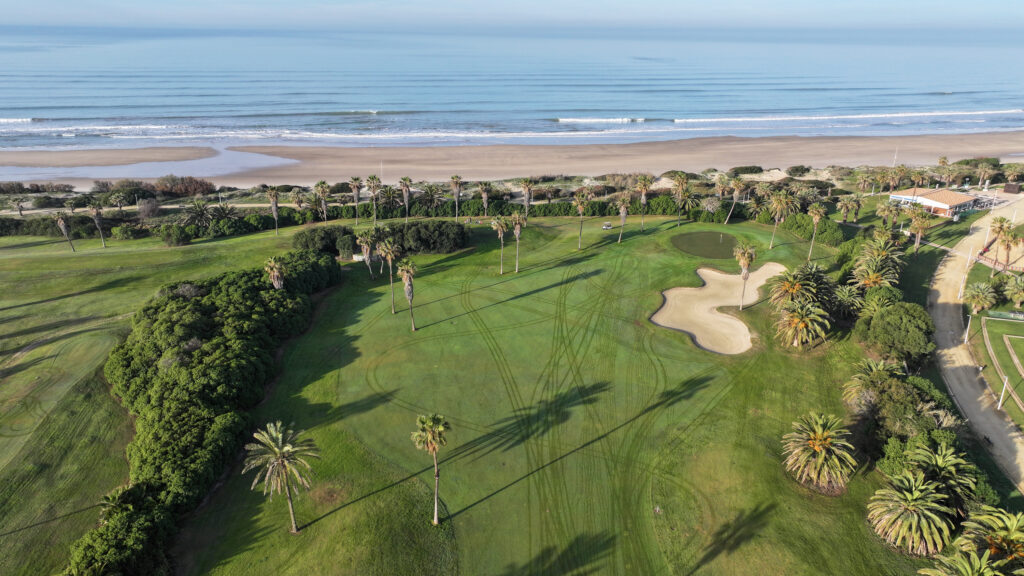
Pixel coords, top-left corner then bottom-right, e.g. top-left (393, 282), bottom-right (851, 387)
top-left (651, 262), bottom-right (786, 355)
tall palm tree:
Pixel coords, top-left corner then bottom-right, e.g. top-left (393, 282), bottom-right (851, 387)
top-left (519, 178), bottom-right (533, 220)
top-left (479, 181), bottom-right (492, 217)
top-left (572, 190), bottom-right (592, 250)
top-left (349, 176), bottom-right (362, 225)
top-left (380, 185), bottom-right (400, 212)
top-left (989, 217), bottom-right (1013, 277)
top-left (852, 256), bottom-right (901, 289)
top-left (1003, 275), bottom-right (1024, 308)
top-left (906, 206), bottom-right (932, 254)
top-left (377, 237), bottom-right (401, 314)
top-left (242, 421), bottom-right (320, 534)
top-left (366, 175), bottom-right (382, 226)
top-left (1005, 164), bottom-right (1024, 184)
top-left (964, 282), bottom-right (997, 314)
top-left (314, 180), bottom-right (330, 222)
top-left (399, 176), bottom-right (413, 223)
top-left (54, 212), bottom-right (75, 252)
top-left (876, 201), bottom-right (898, 230)
top-left (734, 240), bottom-right (757, 310)
top-left (833, 285), bottom-right (864, 320)
top-left (806, 202), bottom-right (827, 261)
top-left (767, 191), bottom-right (798, 250)
top-left (265, 257), bottom-right (286, 290)
top-left (266, 187), bottom-right (280, 235)
top-left (12, 196), bottom-right (25, 217)
top-left (411, 414), bottom-right (451, 526)
top-left (292, 188), bottom-right (306, 211)
top-left (781, 413), bottom-right (857, 492)
top-left (420, 184), bottom-right (444, 213)
top-left (616, 194), bottom-right (630, 243)
top-left (998, 229), bottom-right (1019, 276)
top-left (957, 505), bottom-right (1024, 564)
top-left (87, 198), bottom-right (106, 248)
top-left (450, 175), bottom-right (463, 221)
top-left (510, 211), bottom-right (525, 273)
top-left (671, 174), bottom-right (691, 226)
top-left (919, 550), bottom-right (1008, 576)
top-left (491, 216), bottom-right (509, 275)
top-left (977, 164), bottom-right (995, 189)
top-left (356, 229), bottom-right (376, 280)
top-left (398, 258), bottom-right (418, 331)
top-left (637, 174), bottom-right (653, 231)
top-left (723, 177), bottom-right (744, 224)
top-left (868, 471), bottom-right (953, 556)
top-left (775, 301), bottom-right (830, 348)
top-left (856, 172), bottom-right (873, 193)
top-left (910, 443), bottom-right (976, 518)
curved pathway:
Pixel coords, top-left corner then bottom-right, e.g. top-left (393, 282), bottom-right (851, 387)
top-left (929, 196), bottom-right (1024, 492)
top-left (651, 262), bottom-right (786, 354)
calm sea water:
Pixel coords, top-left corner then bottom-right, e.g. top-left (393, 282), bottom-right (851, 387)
top-left (1, 27), bottom-right (1023, 149)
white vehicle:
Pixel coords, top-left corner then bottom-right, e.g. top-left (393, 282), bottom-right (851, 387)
top-left (601, 222), bottom-right (613, 230)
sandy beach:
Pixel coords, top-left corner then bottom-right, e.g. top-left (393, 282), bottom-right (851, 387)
top-left (3, 131), bottom-right (1024, 187)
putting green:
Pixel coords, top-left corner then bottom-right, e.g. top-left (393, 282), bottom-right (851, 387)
top-left (671, 231), bottom-right (738, 259)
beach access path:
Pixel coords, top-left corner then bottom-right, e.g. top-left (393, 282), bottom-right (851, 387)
top-left (929, 194), bottom-right (1024, 493)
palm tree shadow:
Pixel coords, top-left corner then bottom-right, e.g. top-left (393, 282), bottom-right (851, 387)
top-left (685, 502), bottom-right (777, 575)
top-left (0, 354), bottom-right (57, 379)
top-left (492, 531), bottom-right (617, 576)
top-left (0, 275), bottom-right (144, 312)
top-left (303, 389), bottom-right (399, 431)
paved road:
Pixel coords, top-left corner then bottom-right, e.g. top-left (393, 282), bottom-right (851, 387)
top-left (929, 195), bottom-right (1024, 493)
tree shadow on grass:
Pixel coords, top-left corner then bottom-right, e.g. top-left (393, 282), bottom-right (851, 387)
top-left (0, 238), bottom-right (62, 251)
top-left (0, 326), bottom-right (111, 359)
top-left (303, 389), bottom-right (399, 432)
top-left (492, 531), bottom-right (617, 576)
top-left (0, 504), bottom-right (100, 538)
top-left (0, 354), bottom-right (57, 379)
top-left (685, 502), bottom-right (777, 575)
top-left (0, 275), bottom-right (144, 312)
top-left (1, 316), bottom-right (103, 342)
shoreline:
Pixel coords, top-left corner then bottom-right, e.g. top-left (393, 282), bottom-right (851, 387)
top-left (3, 131), bottom-right (1024, 188)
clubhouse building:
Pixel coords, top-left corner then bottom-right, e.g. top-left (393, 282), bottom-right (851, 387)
top-left (889, 187), bottom-right (978, 218)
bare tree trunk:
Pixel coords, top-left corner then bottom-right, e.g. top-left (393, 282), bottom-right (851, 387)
top-left (409, 303), bottom-right (416, 331)
top-left (286, 482), bottom-right (299, 533)
top-left (641, 204), bottom-right (646, 231)
top-left (769, 219), bottom-right (779, 250)
top-left (578, 216), bottom-right (583, 250)
top-left (807, 224), bottom-right (818, 261)
top-left (723, 200), bottom-right (736, 225)
top-left (363, 251), bottom-right (374, 279)
top-left (740, 276), bottom-right (747, 311)
top-left (618, 222), bottom-right (624, 243)
top-left (515, 239), bottom-right (520, 273)
top-left (373, 197), bottom-right (377, 226)
top-left (432, 451), bottom-right (440, 526)
top-left (499, 239), bottom-right (504, 275)
top-left (389, 261), bottom-right (395, 314)
top-left (94, 217), bottom-right (106, 248)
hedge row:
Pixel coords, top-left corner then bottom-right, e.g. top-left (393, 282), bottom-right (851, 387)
top-left (0, 214), bottom-right (111, 239)
top-left (66, 250), bottom-right (342, 575)
top-left (293, 220), bottom-right (469, 259)
top-left (754, 210), bottom-right (844, 247)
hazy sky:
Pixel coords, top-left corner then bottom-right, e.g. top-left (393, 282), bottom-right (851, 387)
top-left (3, 0), bottom-right (1022, 31)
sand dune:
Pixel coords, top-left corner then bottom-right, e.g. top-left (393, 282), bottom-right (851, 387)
top-left (651, 262), bottom-right (787, 355)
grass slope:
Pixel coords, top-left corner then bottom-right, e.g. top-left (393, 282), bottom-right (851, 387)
top-left (175, 216), bottom-right (925, 575)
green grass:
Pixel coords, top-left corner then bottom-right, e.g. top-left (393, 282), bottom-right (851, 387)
top-left (966, 315), bottom-right (1024, 432)
top-left (171, 216), bottom-right (926, 575)
top-left (0, 229), bottom-right (298, 574)
top-left (899, 210), bottom-right (988, 306)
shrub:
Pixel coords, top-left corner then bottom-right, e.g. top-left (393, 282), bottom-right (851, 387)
top-left (137, 198), bottom-right (161, 220)
top-left (159, 224), bottom-right (192, 246)
top-left (786, 165), bottom-right (811, 177)
top-left (154, 175), bottom-right (216, 197)
top-left (727, 165), bottom-right (763, 177)
top-left (868, 302), bottom-right (935, 362)
top-left (112, 224), bottom-right (149, 240)
top-left (292, 225), bottom-right (355, 255)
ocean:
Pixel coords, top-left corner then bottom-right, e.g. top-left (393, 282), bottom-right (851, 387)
top-left (1, 27), bottom-right (1023, 150)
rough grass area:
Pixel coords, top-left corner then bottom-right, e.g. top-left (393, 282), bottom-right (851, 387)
top-left (174, 216), bottom-right (927, 575)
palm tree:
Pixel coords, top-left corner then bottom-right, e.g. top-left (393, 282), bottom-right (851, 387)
top-left (806, 202), bottom-right (827, 261)
top-left (977, 164), bottom-right (995, 189)
top-left (833, 285), bottom-right (864, 320)
top-left (411, 414), bottom-right (451, 526)
top-left (964, 282), bottom-right (997, 314)
top-left (989, 217), bottom-right (1013, 277)
top-left (1004, 275), bottom-right (1024, 308)
top-left (491, 216), bottom-right (509, 275)
top-left (919, 550), bottom-right (1008, 576)
top-left (910, 443), bottom-right (976, 517)
top-left (734, 240), bottom-right (757, 310)
top-left (377, 237), bottom-right (401, 314)
top-left (519, 178), bottom-right (533, 220)
top-left (13, 196), bottom-right (25, 217)
top-left (266, 187), bottom-right (280, 235)
top-left (366, 175), bottom-right (381, 226)
top-left (856, 172), bottom-right (873, 193)
top-left (479, 181), bottom-right (492, 217)
top-left (242, 421), bottom-right (320, 534)
top-left (314, 180), bottom-right (330, 222)
top-left (998, 229), bottom-right (1019, 276)
top-left (769, 268), bottom-right (817, 307)
top-left (398, 258), bottom-right (418, 331)
top-left (859, 237), bottom-right (905, 271)
top-left (837, 196), bottom-right (858, 223)
top-left (292, 188), bottom-right (306, 211)
top-left (1005, 164), bottom-right (1024, 184)
top-left (54, 212), bottom-right (75, 252)
top-left (908, 207), bottom-right (932, 254)
top-left (450, 175), bottom-right (463, 221)
top-left (510, 211), bottom-right (525, 273)
top-left (671, 174), bottom-right (694, 226)
top-left (781, 413), bottom-right (857, 493)
top-left (775, 301), bottom-right (830, 348)
top-left (182, 199), bottom-right (212, 228)
top-left (876, 201), bottom-right (899, 230)
top-left (868, 471), bottom-right (953, 556)
top-left (349, 176), bottom-right (362, 225)
top-left (637, 174), bottom-right (653, 231)
top-left (265, 257), bottom-right (286, 290)
top-left (723, 178), bottom-right (745, 224)
top-left (957, 505), bottom-right (1024, 564)
top-left (616, 194), bottom-right (630, 243)
top-left (767, 191), bottom-right (798, 249)
top-left (210, 202), bottom-right (238, 221)
top-left (843, 358), bottom-right (903, 407)
top-left (356, 229), bottom-right (376, 280)
top-left (852, 256), bottom-right (901, 289)
top-left (87, 198), bottom-right (106, 248)
top-left (572, 190), bottom-right (592, 250)
top-left (380, 185), bottom-right (400, 212)
top-left (399, 176), bottom-right (413, 223)
top-left (420, 184), bottom-right (444, 213)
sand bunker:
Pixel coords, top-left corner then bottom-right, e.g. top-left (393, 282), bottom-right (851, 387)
top-left (651, 262), bottom-right (787, 355)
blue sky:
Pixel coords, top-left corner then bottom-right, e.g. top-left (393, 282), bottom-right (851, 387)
top-left (2, 0), bottom-right (1022, 30)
